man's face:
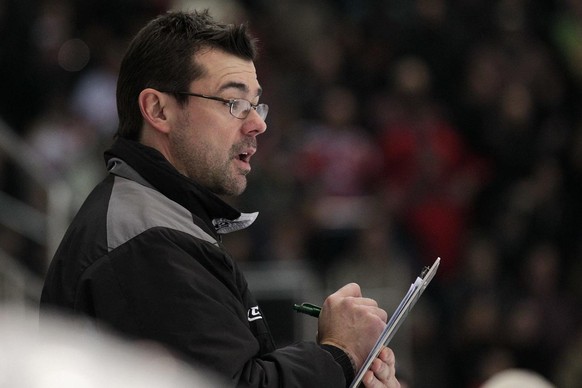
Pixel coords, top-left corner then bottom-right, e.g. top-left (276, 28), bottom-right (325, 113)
top-left (168, 49), bottom-right (267, 196)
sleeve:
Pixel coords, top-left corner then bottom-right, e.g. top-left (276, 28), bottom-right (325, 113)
top-left (78, 228), bottom-right (348, 387)
top-left (320, 344), bottom-right (357, 384)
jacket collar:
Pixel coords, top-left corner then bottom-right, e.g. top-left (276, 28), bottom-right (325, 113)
top-left (104, 137), bottom-right (258, 236)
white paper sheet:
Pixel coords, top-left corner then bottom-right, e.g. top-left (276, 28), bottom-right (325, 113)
top-left (349, 257), bottom-right (441, 388)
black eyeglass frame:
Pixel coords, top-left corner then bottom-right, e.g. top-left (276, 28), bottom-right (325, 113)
top-left (163, 91), bottom-right (268, 120)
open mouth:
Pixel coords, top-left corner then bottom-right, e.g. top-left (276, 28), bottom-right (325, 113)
top-left (238, 152), bottom-right (250, 163)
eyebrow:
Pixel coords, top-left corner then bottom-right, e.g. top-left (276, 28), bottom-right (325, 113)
top-left (218, 81), bottom-right (263, 98)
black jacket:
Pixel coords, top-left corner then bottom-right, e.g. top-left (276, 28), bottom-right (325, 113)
top-left (41, 138), bottom-right (353, 387)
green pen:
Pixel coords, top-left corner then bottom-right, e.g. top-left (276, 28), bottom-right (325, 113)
top-left (293, 302), bottom-right (321, 318)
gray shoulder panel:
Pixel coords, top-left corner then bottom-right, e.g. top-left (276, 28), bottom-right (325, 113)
top-left (107, 176), bottom-right (218, 251)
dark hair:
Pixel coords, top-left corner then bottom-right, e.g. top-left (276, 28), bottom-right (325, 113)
top-left (115, 10), bottom-right (258, 140)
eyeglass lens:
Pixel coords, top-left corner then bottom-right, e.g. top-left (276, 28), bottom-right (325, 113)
top-left (231, 100), bottom-right (268, 120)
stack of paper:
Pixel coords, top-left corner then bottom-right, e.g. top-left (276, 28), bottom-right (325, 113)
top-left (350, 257), bottom-right (441, 388)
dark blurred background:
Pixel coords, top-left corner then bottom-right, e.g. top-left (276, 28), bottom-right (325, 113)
top-left (1, 0), bottom-right (581, 387)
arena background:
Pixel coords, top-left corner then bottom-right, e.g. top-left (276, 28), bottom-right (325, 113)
top-left (1, 0), bottom-right (581, 386)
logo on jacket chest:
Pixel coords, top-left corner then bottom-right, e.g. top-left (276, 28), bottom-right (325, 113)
top-left (247, 306), bottom-right (263, 322)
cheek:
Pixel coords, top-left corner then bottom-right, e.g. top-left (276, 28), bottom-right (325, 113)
top-left (180, 110), bottom-right (239, 160)
top-left (209, 126), bottom-right (238, 155)
top-left (198, 131), bottom-right (234, 167)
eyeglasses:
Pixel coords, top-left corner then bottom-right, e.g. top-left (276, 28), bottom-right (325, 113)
top-left (167, 91), bottom-right (269, 121)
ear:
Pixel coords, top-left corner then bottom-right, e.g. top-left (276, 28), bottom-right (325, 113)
top-left (138, 88), bottom-right (172, 134)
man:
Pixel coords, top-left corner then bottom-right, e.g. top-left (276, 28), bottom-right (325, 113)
top-left (41, 10), bottom-right (400, 388)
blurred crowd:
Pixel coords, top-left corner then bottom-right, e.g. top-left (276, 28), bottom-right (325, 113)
top-left (1, 0), bottom-right (582, 387)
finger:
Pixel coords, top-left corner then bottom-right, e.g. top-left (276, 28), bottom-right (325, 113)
top-left (362, 349), bottom-right (399, 388)
top-left (370, 357), bottom-right (390, 382)
top-left (348, 299), bottom-right (387, 324)
top-left (344, 299), bottom-right (387, 324)
top-left (354, 297), bottom-right (380, 308)
top-left (362, 368), bottom-right (400, 388)
top-left (378, 347), bottom-right (396, 366)
top-left (332, 283), bottom-right (363, 298)
top-left (362, 366), bottom-right (401, 388)
top-left (363, 369), bottom-right (377, 387)
top-left (378, 348), bottom-right (396, 381)
top-left (349, 296), bottom-right (390, 323)
top-left (373, 306), bottom-right (388, 323)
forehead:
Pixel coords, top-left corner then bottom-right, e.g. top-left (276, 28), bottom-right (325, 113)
top-left (193, 48), bottom-right (261, 95)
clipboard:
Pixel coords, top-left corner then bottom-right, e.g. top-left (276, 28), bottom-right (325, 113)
top-left (349, 257), bottom-right (440, 388)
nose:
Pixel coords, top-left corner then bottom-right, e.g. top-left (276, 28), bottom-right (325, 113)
top-left (242, 108), bottom-right (267, 136)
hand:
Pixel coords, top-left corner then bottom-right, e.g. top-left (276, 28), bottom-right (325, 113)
top-left (317, 283), bottom-right (388, 370)
top-left (362, 347), bottom-right (400, 388)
